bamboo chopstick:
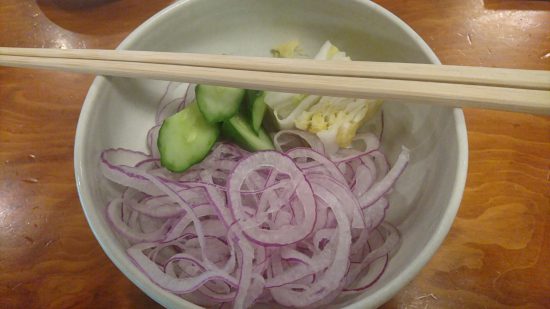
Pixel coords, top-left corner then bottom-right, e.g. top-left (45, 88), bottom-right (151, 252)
top-left (0, 48), bottom-right (549, 115)
top-left (2, 47), bottom-right (549, 90)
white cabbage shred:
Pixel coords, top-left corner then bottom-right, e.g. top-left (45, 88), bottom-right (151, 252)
top-left (265, 40), bottom-right (382, 154)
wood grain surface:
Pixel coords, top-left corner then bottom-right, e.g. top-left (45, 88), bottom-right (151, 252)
top-left (0, 0), bottom-right (548, 308)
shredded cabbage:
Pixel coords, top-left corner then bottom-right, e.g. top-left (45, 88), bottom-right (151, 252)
top-left (264, 40), bottom-right (382, 154)
top-left (271, 39), bottom-right (302, 58)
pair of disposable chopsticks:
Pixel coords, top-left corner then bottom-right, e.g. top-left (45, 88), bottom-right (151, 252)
top-left (0, 47), bottom-right (549, 114)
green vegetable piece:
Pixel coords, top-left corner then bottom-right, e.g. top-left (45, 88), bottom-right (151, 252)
top-left (158, 102), bottom-right (219, 172)
top-left (246, 90), bottom-right (267, 135)
top-left (222, 113), bottom-right (274, 151)
top-left (196, 85), bottom-right (245, 123)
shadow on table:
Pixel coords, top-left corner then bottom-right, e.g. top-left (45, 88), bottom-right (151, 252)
top-left (35, 0), bottom-right (145, 36)
top-left (484, 0), bottom-right (550, 11)
top-left (42, 0), bottom-right (118, 9)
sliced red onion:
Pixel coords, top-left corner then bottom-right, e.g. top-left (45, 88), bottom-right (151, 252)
top-left (128, 242), bottom-right (238, 294)
top-left (266, 244), bottom-right (334, 288)
top-left (343, 223), bottom-right (399, 291)
top-left (359, 147), bottom-right (409, 207)
top-left (106, 198), bottom-right (172, 243)
top-left (147, 125), bottom-right (161, 160)
top-left (179, 290), bottom-right (222, 307)
top-left (274, 130), bottom-right (325, 154)
top-left (130, 188), bottom-right (205, 219)
top-left (244, 274), bottom-right (266, 308)
top-left (371, 150), bottom-right (390, 180)
top-left (269, 184), bottom-right (351, 307)
top-left (155, 82), bottom-right (190, 125)
top-left (286, 147), bottom-right (347, 185)
top-left (309, 174), bottom-right (365, 229)
top-left (233, 241), bottom-right (254, 308)
top-left (228, 151), bottom-right (316, 246)
top-left (350, 162), bottom-right (375, 197)
top-left (363, 197), bottom-right (389, 231)
top-left (100, 148), bottom-right (164, 196)
top-left (331, 132), bottom-right (380, 162)
top-left (163, 204), bottom-right (217, 242)
top-left (101, 93), bottom-right (410, 308)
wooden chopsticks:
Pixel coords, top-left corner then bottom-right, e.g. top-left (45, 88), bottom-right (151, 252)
top-left (0, 47), bottom-right (549, 114)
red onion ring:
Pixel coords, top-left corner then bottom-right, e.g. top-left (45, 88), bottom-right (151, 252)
top-left (100, 85), bottom-right (410, 308)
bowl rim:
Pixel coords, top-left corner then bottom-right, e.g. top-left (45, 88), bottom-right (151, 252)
top-left (74, 0), bottom-right (468, 308)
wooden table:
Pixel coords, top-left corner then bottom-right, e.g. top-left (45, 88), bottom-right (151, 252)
top-left (0, 0), bottom-right (548, 308)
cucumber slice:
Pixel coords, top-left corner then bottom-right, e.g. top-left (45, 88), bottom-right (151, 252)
top-left (222, 114), bottom-right (274, 151)
top-left (196, 85), bottom-right (245, 123)
top-left (158, 102), bottom-right (219, 172)
top-left (246, 90), bottom-right (267, 134)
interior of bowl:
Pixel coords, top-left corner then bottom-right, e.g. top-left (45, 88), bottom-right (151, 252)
top-left (74, 0), bottom-right (468, 308)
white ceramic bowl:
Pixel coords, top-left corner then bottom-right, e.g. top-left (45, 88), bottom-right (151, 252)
top-left (74, 0), bottom-right (468, 308)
